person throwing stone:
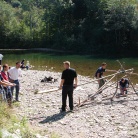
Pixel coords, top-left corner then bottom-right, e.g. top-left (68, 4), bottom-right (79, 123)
top-left (8, 62), bottom-right (21, 102)
top-left (59, 61), bottom-right (78, 112)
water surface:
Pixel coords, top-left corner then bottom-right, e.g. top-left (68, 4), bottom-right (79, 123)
top-left (2, 52), bottom-right (138, 84)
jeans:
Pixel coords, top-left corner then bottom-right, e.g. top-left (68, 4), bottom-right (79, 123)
top-left (62, 85), bottom-right (74, 111)
top-left (11, 80), bottom-right (20, 101)
top-left (4, 86), bottom-right (12, 100)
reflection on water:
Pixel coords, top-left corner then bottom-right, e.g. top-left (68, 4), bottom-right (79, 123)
top-left (2, 52), bottom-right (138, 84)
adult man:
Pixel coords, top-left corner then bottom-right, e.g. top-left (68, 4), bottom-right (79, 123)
top-left (8, 62), bottom-right (21, 102)
top-left (119, 78), bottom-right (129, 95)
top-left (59, 61), bottom-right (78, 112)
top-left (95, 62), bottom-right (117, 90)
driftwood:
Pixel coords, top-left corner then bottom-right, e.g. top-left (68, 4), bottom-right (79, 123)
top-left (77, 68), bottom-right (134, 87)
top-left (35, 88), bottom-right (60, 94)
top-left (88, 75), bottom-right (116, 99)
top-left (34, 60), bottom-right (137, 109)
top-left (77, 63), bottom-right (137, 107)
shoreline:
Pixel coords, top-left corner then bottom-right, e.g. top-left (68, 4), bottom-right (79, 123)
top-left (12, 70), bottom-right (138, 138)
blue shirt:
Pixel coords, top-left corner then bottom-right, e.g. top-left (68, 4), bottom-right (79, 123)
top-left (95, 67), bottom-right (105, 78)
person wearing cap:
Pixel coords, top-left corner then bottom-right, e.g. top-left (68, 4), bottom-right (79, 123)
top-left (8, 61), bottom-right (22, 102)
top-left (119, 78), bottom-right (129, 96)
top-left (59, 61), bottom-right (78, 112)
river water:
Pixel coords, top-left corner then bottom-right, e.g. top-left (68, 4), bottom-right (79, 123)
top-left (2, 52), bottom-right (138, 84)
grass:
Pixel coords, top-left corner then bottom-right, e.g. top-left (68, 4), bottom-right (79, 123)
top-left (50, 132), bottom-right (60, 138)
top-left (0, 103), bottom-right (35, 138)
top-left (0, 103), bottom-right (61, 138)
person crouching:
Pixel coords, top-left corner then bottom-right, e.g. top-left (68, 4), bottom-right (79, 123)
top-left (119, 78), bottom-right (129, 95)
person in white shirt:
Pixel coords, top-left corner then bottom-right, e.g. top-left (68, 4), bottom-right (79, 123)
top-left (0, 54), bottom-right (3, 65)
top-left (8, 62), bottom-right (21, 102)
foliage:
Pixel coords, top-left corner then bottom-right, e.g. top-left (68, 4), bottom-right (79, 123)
top-left (0, 103), bottom-right (35, 138)
top-left (0, 0), bottom-right (138, 55)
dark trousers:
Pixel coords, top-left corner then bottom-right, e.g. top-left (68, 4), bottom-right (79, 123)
top-left (62, 85), bottom-right (74, 111)
top-left (11, 80), bottom-right (19, 101)
top-left (99, 79), bottom-right (105, 88)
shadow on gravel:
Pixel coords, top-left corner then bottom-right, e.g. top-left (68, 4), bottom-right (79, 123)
top-left (39, 112), bottom-right (67, 124)
top-left (79, 98), bottom-right (138, 108)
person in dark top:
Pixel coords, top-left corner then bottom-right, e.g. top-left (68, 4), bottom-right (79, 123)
top-left (20, 59), bottom-right (25, 69)
top-left (95, 63), bottom-right (107, 89)
top-left (95, 62), bottom-right (117, 91)
top-left (119, 78), bottom-right (129, 95)
top-left (59, 61), bottom-right (78, 112)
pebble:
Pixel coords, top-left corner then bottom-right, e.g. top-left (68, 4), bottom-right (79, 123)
top-left (15, 70), bottom-right (138, 138)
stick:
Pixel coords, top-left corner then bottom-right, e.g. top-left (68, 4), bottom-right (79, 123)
top-left (127, 77), bottom-right (138, 96)
top-left (111, 81), bottom-right (118, 102)
top-left (77, 75), bottom-right (116, 107)
top-left (35, 88), bottom-right (60, 94)
top-left (35, 68), bottom-right (134, 95)
top-left (89, 75), bottom-right (116, 98)
top-left (127, 72), bottom-right (138, 76)
top-left (78, 68), bottom-right (134, 86)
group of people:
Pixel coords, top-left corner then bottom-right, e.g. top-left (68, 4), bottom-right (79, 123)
top-left (0, 55), bottom-right (129, 110)
top-left (0, 61), bottom-right (22, 107)
top-left (59, 61), bottom-right (129, 112)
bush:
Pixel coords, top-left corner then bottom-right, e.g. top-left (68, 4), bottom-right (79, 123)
top-left (11, 0), bottom-right (22, 8)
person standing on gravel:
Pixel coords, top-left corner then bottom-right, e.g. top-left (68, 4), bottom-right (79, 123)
top-left (95, 62), bottom-right (117, 91)
top-left (8, 62), bottom-right (22, 102)
top-left (59, 61), bottom-right (78, 112)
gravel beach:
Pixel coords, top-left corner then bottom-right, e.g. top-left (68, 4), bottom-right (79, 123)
top-left (15, 70), bottom-right (138, 138)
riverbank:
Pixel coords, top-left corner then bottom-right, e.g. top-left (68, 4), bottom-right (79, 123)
top-left (0, 48), bottom-right (66, 53)
top-left (10, 70), bottom-right (138, 138)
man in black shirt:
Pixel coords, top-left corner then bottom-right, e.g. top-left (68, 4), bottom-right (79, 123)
top-left (59, 61), bottom-right (78, 112)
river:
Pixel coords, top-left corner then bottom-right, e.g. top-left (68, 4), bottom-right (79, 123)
top-left (2, 52), bottom-right (138, 84)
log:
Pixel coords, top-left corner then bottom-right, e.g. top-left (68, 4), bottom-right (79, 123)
top-left (35, 88), bottom-right (60, 94)
top-left (79, 68), bottom-right (134, 86)
top-left (89, 75), bottom-right (116, 98)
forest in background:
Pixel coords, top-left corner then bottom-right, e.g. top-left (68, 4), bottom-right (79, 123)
top-left (0, 0), bottom-right (138, 55)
